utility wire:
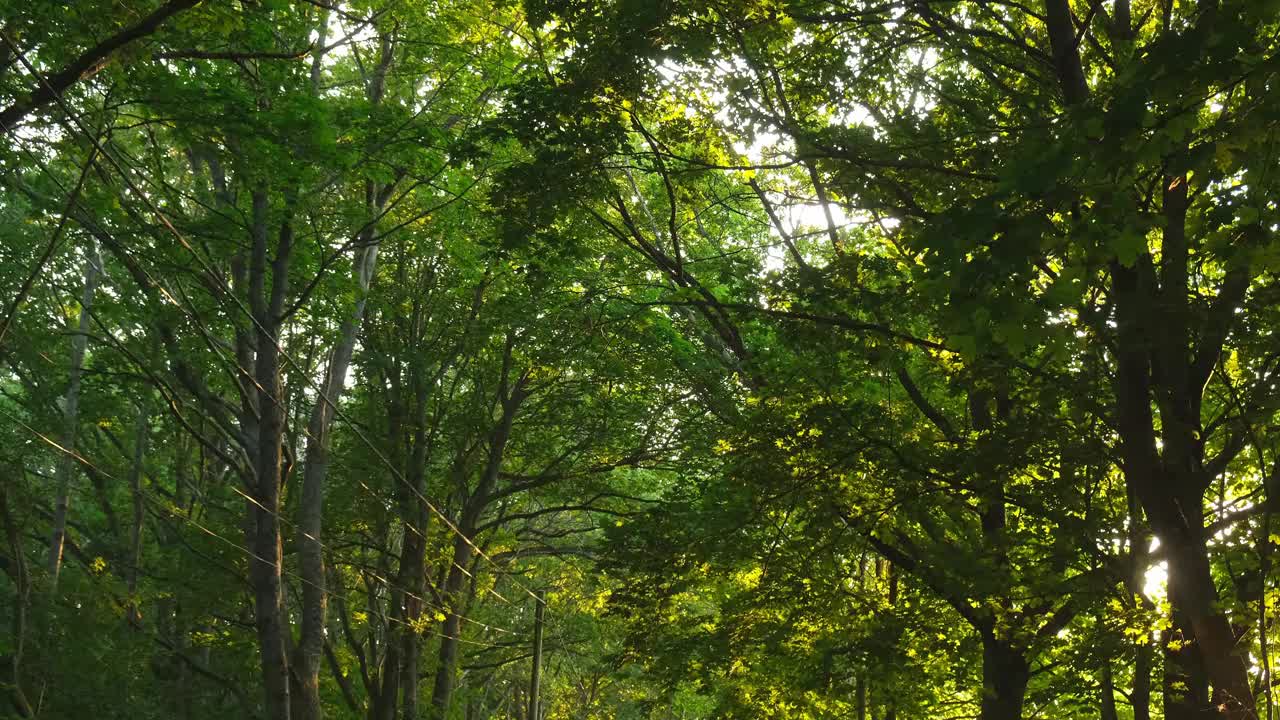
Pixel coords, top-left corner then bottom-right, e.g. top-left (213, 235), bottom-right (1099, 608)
top-left (0, 400), bottom-right (518, 651)
top-left (0, 29), bottom-right (549, 608)
top-left (3, 128), bottom-right (527, 629)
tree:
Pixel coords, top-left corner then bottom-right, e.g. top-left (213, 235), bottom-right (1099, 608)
top-left (495, 0), bottom-right (1280, 717)
top-left (3, 1), bottom-right (1279, 719)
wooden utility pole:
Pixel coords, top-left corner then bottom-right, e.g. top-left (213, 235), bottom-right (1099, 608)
top-left (528, 591), bottom-right (546, 720)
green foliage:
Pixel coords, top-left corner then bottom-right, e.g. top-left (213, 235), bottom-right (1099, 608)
top-left (2, 1), bottom-right (1279, 719)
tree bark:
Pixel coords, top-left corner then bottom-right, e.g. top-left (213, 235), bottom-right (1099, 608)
top-left (46, 241), bottom-right (100, 587)
top-left (1043, 3), bottom-right (1254, 713)
top-left (1163, 610), bottom-right (1210, 720)
top-left (245, 187), bottom-right (295, 720)
top-left (980, 632), bottom-right (1030, 720)
top-left (370, 338), bottom-right (433, 720)
top-left (397, 526), bottom-right (427, 720)
top-left (1100, 661), bottom-right (1119, 720)
top-left (527, 591), bottom-right (545, 720)
top-left (1133, 638), bottom-right (1153, 720)
top-left (1042, 0), bottom-right (1089, 104)
top-left (126, 397), bottom-right (150, 624)
top-left (294, 226), bottom-right (381, 720)
top-left (855, 673), bottom-right (866, 720)
top-left (430, 367), bottom-right (529, 718)
top-left (293, 22), bottom-right (393, 715)
top-left (371, 579), bottom-right (402, 720)
top-left (429, 534), bottom-right (475, 718)
top-left (1110, 184), bottom-right (1257, 719)
top-left (883, 560), bottom-right (897, 720)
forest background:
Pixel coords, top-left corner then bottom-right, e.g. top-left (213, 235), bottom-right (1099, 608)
top-left (0, 0), bottom-right (1278, 719)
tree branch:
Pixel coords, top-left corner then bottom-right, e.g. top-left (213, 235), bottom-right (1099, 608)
top-left (0, 0), bottom-right (203, 129)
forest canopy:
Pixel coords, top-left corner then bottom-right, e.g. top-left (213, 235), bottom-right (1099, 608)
top-left (0, 0), bottom-right (1278, 719)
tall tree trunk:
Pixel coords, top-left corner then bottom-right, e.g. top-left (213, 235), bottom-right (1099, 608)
top-left (1100, 661), bottom-right (1119, 720)
top-left (248, 421), bottom-right (291, 720)
top-left (46, 241), bottom-right (100, 586)
top-left (980, 632), bottom-right (1029, 720)
top-left (1262, 504), bottom-right (1275, 720)
top-left (369, 358), bottom-right (428, 720)
top-left (527, 592), bottom-right (545, 720)
top-left (855, 673), bottom-right (866, 720)
top-left (970, 387), bottom-right (1028, 720)
top-left (1111, 230), bottom-right (1254, 718)
top-left (245, 187), bottom-right (295, 720)
top-left (370, 509), bottom-right (429, 720)
top-left (126, 397), bottom-right (149, 625)
top-left (1048, 2), bottom-right (1254, 710)
top-left (1043, 0), bottom-right (1089, 104)
top-left (1169, 537), bottom-right (1252, 716)
top-left (379, 320), bottom-right (437, 720)
top-left (1133, 636), bottom-right (1153, 720)
top-left (1156, 173), bottom-right (1253, 718)
top-left (294, 239), bottom-right (381, 720)
top-left (371, 583), bottom-right (403, 720)
top-left (293, 19), bottom-right (394, 714)
top-left (397, 519), bottom-right (427, 720)
top-left (430, 366), bottom-right (529, 718)
top-left (290, 14), bottom-right (335, 720)
top-left (429, 534), bottom-right (475, 718)
top-left (1163, 611), bottom-right (1209, 720)
top-left (883, 559), bottom-right (897, 720)
top-left (1128, 487), bottom-right (1153, 720)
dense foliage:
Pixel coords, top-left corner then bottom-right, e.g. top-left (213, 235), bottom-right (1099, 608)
top-left (1, 1), bottom-right (1278, 719)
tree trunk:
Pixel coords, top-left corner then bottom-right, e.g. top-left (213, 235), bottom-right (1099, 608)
top-left (1127, 481), bottom-right (1154, 720)
top-left (430, 368), bottom-right (528, 718)
top-left (293, 18), bottom-right (393, 711)
top-left (884, 560), bottom-right (897, 720)
top-left (1169, 537), bottom-right (1253, 717)
top-left (1100, 661), bottom-right (1118, 720)
top-left (855, 673), bottom-right (866, 720)
top-left (126, 398), bottom-right (149, 624)
top-left (245, 186), bottom-right (295, 720)
top-left (249, 490), bottom-right (291, 720)
top-left (980, 632), bottom-right (1029, 720)
top-left (46, 241), bottom-right (100, 586)
top-left (371, 509), bottom-right (429, 720)
top-left (1163, 611), bottom-right (1209, 720)
top-left (1110, 250), bottom-right (1256, 719)
top-left (371, 582), bottom-right (402, 720)
top-left (429, 534), bottom-right (475, 718)
top-left (528, 592), bottom-right (545, 720)
top-left (397, 521), bottom-right (427, 720)
top-left (373, 584), bottom-right (401, 720)
top-left (294, 242), bottom-right (379, 720)
top-left (368, 359), bottom-right (431, 720)
top-left (1133, 635), bottom-right (1153, 720)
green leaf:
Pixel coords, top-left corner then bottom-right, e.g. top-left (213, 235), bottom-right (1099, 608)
top-left (1111, 230), bottom-right (1147, 267)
